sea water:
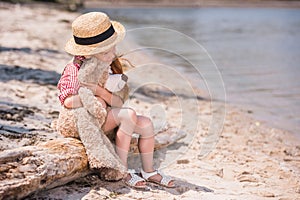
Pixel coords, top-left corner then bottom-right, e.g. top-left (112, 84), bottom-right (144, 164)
top-left (86, 7), bottom-right (300, 136)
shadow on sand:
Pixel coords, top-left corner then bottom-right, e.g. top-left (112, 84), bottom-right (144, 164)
top-left (0, 46), bottom-right (60, 55)
top-left (0, 64), bottom-right (60, 86)
top-left (26, 171), bottom-right (213, 199)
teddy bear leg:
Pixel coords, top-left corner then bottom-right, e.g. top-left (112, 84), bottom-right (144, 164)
top-left (74, 108), bottom-right (126, 181)
top-left (98, 167), bottom-right (125, 181)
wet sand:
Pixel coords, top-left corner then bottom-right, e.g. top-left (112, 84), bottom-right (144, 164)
top-left (0, 2), bottom-right (300, 200)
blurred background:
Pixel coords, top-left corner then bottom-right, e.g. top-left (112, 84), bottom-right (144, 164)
top-left (2, 0), bottom-right (300, 137)
top-left (93, 1), bottom-right (300, 137)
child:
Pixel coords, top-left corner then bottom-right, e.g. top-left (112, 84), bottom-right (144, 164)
top-left (57, 12), bottom-right (174, 189)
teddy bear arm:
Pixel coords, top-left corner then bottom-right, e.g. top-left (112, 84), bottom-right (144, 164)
top-left (57, 107), bottom-right (79, 138)
top-left (78, 87), bottom-right (107, 123)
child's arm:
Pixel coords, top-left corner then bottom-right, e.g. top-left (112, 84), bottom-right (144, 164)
top-left (95, 86), bottom-right (123, 108)
top-left (64, 95), bottom-right (83, 109)
top-left (96, 96), bottom-right (107, 109)
top-left (81, 83), bottom-right (123, 108)
top-left (64, 94), bottom-right (107, 109)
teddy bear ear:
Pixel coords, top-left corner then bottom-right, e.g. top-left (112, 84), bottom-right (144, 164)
top-left (121, 74), bottom-right (128, 82)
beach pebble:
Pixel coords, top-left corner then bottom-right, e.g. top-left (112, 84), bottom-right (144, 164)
top-left (296, 186), bottom-right (300, 194)
top-left (237, 175), bottom-right (258, 183)
top-left (259, 191), bottom-right (275, 197)
top-left (215, 168), bottom-right (223, 178)
top-left (177, 159), bottom-right (189, 164)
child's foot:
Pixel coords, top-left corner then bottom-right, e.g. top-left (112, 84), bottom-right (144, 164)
top-left (123, 170), bottom-right (147, 189)
top-left (141, 169), bottom-right (175, 188)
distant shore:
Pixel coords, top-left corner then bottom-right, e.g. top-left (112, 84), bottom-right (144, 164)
top-left (2, 0), bottom-right (300, 11)
top-left (85, 0), bottom-right (300, 8)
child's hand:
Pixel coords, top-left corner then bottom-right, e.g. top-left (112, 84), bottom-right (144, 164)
top-left (80, 82), bottom-right (98, 95)
top-left (80, 82), bottom-right (108, 97)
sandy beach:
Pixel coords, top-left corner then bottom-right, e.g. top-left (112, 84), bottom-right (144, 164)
top-left (0, 2), bottom-right (300, 200)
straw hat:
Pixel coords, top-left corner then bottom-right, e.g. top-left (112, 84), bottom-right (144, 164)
top-left (65, 12), bottom-right (126, 56)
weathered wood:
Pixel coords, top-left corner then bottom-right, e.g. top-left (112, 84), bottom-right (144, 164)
top-left (0, 126), bottom-right (186, 200)
top-left (0, 138), bottom-right (90, 200)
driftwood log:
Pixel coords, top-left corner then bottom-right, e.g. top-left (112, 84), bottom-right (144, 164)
top-left (0, 138), bottom-right (90, 200)
top-left (0, 127), bottom-right (186, 200)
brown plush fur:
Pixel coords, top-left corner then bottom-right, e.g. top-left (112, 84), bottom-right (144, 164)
top-left (55, 57), bottom-right (129, 181)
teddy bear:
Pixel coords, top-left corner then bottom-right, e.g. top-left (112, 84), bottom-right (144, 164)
top-left (55, 57), bottom-right (129, 181)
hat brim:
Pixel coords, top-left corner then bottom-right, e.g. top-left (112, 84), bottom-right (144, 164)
top-left (65, 21), bottom-right (125, 56)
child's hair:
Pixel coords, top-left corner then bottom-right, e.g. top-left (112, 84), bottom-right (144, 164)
top-left (110, 57), bottom-right (123, 74)
top-left (110, 56), bottom-right (134, 74)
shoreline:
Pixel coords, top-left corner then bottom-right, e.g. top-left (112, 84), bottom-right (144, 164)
top-left (0, 2), bottom-right (300, 199)
top-left (84, 0), bottom-right (300, 9)
top-left (3, 0), bottom-right (300, 10)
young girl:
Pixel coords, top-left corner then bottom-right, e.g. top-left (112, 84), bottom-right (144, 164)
top-left (57, 12), bottom-right (174, 189)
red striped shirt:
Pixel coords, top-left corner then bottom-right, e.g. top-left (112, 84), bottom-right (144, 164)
top-left (57, 56), bottom-right (85, 105)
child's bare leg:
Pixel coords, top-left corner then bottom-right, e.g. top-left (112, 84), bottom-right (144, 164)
top-left (103, 109), bottom-right (173, 187)
top-left (104, 110), bottom-right (155, 171)
top-left (134, 116), bottom-right (174, 187)
top-left (113, 108), bottom-right (137, 167)
top-left (134, 116), bottom-right (155, 172)
top-left (102, 108), bottom-right (146, 187)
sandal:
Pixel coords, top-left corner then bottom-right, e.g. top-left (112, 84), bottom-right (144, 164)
top-left (123, 169), bottom-right (148, 190)
top-left (141, 169), bottom-right (175, 188)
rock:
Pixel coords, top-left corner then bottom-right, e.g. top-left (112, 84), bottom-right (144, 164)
top-left (296, 186), bottom-right (300, 194)
top-left (237, 175), bottom-right (258, 182)
top-left (259, 191), bottom-right (275, 197)
top-left (177, 159), bottom-right (190, 164)
top-left (215, 168), bottom-right (223, 178)
top-left (154, 127), bottom-right (186, 150)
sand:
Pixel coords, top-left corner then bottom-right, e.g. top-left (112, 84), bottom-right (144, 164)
top-left (0, 2), bottom-right (299, 200)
